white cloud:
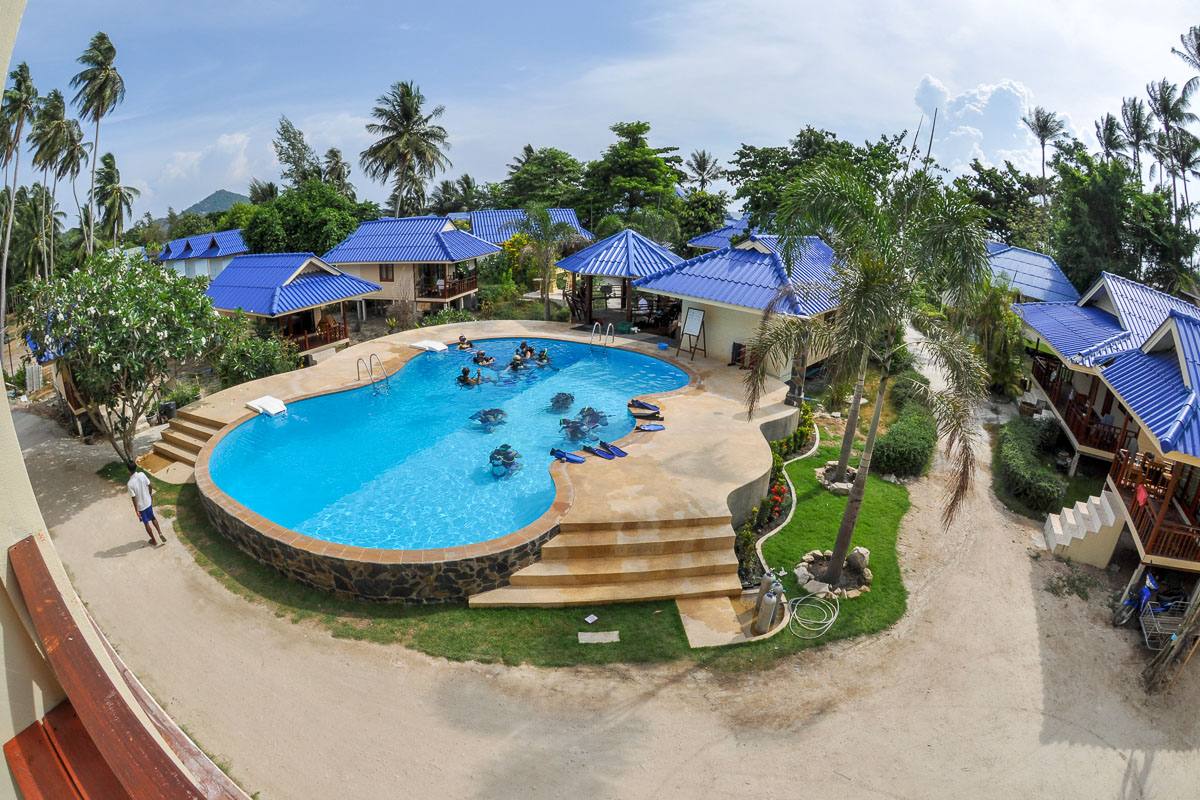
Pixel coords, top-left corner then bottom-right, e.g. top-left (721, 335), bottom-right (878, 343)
top-left (915, 74), bottom-right (1037, 174)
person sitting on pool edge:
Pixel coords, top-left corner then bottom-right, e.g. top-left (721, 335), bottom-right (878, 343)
top-left (456, 335), bottom-right (473, 350)
top-left (473, 350), bottom-right (495, 366)
top-left (457, 367), bottom-right (484, 386)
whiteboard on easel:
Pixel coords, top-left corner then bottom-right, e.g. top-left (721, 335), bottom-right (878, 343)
top-left (682, 307), bottom-right (704, 338)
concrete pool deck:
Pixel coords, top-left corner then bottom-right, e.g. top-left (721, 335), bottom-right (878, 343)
top-left (166, 321), bottom-right (796, 609)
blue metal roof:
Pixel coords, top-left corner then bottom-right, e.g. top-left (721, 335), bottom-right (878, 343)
top-left (206, 253), bottom-right (381, 317)
top-left (467, 209), bottom-right (592, 244)
top-left (1097, 272), bottom-right (1200, 352)
top-left (686, 214), bottom-right (759, 249)
top-left (986, 242), bottom-right (1079, 303)
top-left (322, 216), bottom-right (500, 264)
top-left (1012, 302), bottom-right (1128, 364)
top-left (633, 238), bottom-right (835, 317)
top-left (156, 229), bottom-right (247, 262)
top-left (556, 230), bottom-right (683, 278)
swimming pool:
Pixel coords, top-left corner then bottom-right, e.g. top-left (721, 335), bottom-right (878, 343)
top-left (207, 337), bottom-right (689, 552)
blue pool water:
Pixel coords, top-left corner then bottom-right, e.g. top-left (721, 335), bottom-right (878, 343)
top-left (208, 338), bottom-right (689, 550)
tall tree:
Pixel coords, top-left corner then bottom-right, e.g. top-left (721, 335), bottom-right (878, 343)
top-left (507, 144), bottom-right (535, 177)
top-left (761, 160), bottom-right (989, 587)
top-left (1, 62), bottom-right (37, 373)
top-left (31, 89), bottom-right (70, 278)
top-left (582, 121), bottom-right (683, 221)
top-left (456, 174), bottom-right (481, 211)
top-left (503, 147), bottom-right (585, 208)
top-left (272, 115), bottom-right (320, 186)
top-left (1146, 78), bottom-right (1197, 214)
top-left (428, 178), bottom-right (461, 215)
top-left (94, 152), bottom-right (139, 246)
top-left (1021, 105), bottom-right (1066, 202)
top-left (1172, 24), bottom-right (1200, 91)
top-left (1120, 97), bottom-right (1154, 182)
top-left (321, 146), bottom-right (354, 199)
top-left (69, 32), bottom-right (124, 255)
top-left (506, 203), bottom-right (586, 320)
top-left (359, 81), bottom-right (452, 217)
top-left (1094, 113), bottom-right (1126, 163)
top-left (684, 149), bottom-right (723, 191)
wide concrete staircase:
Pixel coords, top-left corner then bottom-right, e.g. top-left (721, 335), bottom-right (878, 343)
top-left (1043, 489), bottom-right (1124, 568)
top-left (151, 410), bottom-right (224, 468)
top-left (469, 518), bottom-right (743, 608)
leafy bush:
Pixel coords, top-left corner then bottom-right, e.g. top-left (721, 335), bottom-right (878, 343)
top-left (888, 369), bottom-right (931, 410)
top-left (872, 401), bottom-right (938, 476)
top-left (889, 345), bottom-right (917, 373)
top-left (420, 308), bottom-right (475, 327)
top-left (165, 382), bottom-right (201, 408)
top-left (995, 416), bottom-right (1067, 512)
top-left (4, 364), bottom-right (26, 392)
top-left (213, 312), bottom-right (302, 389)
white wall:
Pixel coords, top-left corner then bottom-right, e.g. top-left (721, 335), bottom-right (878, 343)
top-left (678, 300), bottom-right (788, 379)
top-left (333, 262), bottom-right (416, 303)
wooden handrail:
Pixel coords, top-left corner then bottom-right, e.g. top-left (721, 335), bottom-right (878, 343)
top-left (7, 536), bottom-right (207, 800)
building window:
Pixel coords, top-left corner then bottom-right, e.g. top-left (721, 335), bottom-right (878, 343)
top-left (379, 264), bottom-right (394, 282)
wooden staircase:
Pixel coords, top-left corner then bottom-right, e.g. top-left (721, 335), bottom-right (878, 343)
top-left (152, 410), bottom-right (223, 468)
top-left (469, 519), bottom-right (742, 608)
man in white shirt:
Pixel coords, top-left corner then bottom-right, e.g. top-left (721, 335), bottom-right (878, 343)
top-left (126, 461), bottom-right (166, 546)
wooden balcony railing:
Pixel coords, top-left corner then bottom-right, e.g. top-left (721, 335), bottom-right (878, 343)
top-left (418, 275), bottom-right (477, 299)
top-left (286, 321), bottom-right (347, 353)
top-left (1110, 449), bottom-right (1200, 563)
top-left (1033, 357), bottom-right (1133, 454)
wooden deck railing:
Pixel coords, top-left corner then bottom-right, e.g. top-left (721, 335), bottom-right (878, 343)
top-left (1032, 357), bottom-right (1132, 454)
top-left (1110, 449), bottom-right (1200, 563)
top-left (286, 322), bottom-right (347, 353)
top-left (418, 275), bottom-right (477, 299)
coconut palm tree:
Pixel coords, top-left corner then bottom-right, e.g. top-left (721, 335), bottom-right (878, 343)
top-left (456, 174), bottom-right (480, 211)
top-left (359, 81), bottom-right (451, 218)
top-left (684, 149), bottom-right (722, 191)
top-left (70, 32), bottom-right (125, 255)
top-left (428, 179), bottom-right (461, 215)
top-left (1173, 25), bottom-right (1200, 92)
top-left (93, 152), bottom-right (139, 246)
top-left (385, 163), bottom-right (427, 217)
top-left (248, 177), bottom-right (277, 205)
top-left (322, 147), bottom-right (354, 200)
top-left (1, 62), bottom-right (37, 373)
top-left (57, 118), bottom-right (88, 251)
top-left (507, 203), bottom-right (586, 321)
top-left (1167, 129), bottom-right (1200, 233)
top-left (30, 89), bottom-right (71, 278)
top-left (1120, 97), bottom-right (1154, 182)
top-left (1021, 106), bottom-right (1066, 203)
top-left (1094, 113), bottom-right (1126, 163)
top-left (754, 160), bottom-right (989, 587)
top-left (507, 144), bottom-right (535, 177)
top-left (1146, 78), bottom-right (1197, 210)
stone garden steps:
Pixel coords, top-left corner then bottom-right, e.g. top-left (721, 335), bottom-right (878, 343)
top-left (469, 573), bottom-right (743, 608)
top-left (509, 549), bottom-right (739, 586)
top-left (151, 440), bottom-right (197, 467)
top-left (151, 411), bottom-right (224, 472)
top-left (159, 428), bottom-right (206, 454)
top-left (540, 524), bottom-right (734, 559)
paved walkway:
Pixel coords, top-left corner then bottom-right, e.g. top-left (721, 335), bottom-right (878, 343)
top-left (15, 395), bottom-right (1200, 799)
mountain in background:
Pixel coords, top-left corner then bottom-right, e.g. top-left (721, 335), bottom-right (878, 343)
top-left (183, 189), bottom-right (249, 216)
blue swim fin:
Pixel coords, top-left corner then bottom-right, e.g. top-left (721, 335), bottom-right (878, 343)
top-left (636, 424), bottom-right (665, 432)
top-left (583, 445), bottom-right (616, 460)
top-left (629, 399), bottom-right (660, 412)
top-left (550, 448), bottom-right (586, 464)
top-left (599, 441), bottom-right (628, 457)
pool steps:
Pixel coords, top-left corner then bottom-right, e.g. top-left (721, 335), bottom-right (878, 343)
top-left (152, 412), bottom-right (223, 468)
top-left (469, 521), bottom-right (742, 607)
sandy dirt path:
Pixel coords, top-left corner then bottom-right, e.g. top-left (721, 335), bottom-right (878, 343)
top-left (14, 397), bottom-right (1200, 800)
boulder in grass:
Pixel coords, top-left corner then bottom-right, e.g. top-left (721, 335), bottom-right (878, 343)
top-left (847, 546), bottom-right (870, 571)
top-left (793, 565), bottom-right (813, 584)
top-left (862, 567), bottom-right (874, 585)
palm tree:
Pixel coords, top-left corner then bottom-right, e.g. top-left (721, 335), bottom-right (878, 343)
top-left (1120, 97), bottom-right (1154, 182)
top-left (70, 32), bottom-right (125, 255)
top-left (1167, 129), bottom-right (1200, 233)
top-left (322, 147), bottom-right (354, 199)
top-left (57, 119), bottom-right (89, 251)
top-left (1146, 78), bottom-right (1197, 211)
top-left (684, 149), bottom-right (722, 191)
top-left (1021, 106), bottom-right (1066, 202)
top-left (753, 160), bottom-right (989, 587)
top-left (248, 177), bottom-right (277, 205)
top-left (359, 81), bottom-right (451, 217)
top-left (429, 179), bottom-right (461, 215)
top-left (1094, 113), bottom-right (1126, 163)
top-left (456, 174), bottom-right (480, 211)
top-left (385, 163), bottom-right (427, 217)
top-left (1, 62), bottom-right (37, 374)
top-left (30, 89), bottom-right (70, 278)
top-left (507, 144), bottom-right (535, 177)
top-left (93, 152), bottom-right (139, 246)
top-left (507, 203), bottom-right (586, 320)
top-left (1172, 25), bottom-right (1200, 92)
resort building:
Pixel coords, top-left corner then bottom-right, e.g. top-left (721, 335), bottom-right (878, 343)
top-left (322, 216), bottom-right (499, 315)
top-left (556, 229), bottom-right (684, 329)
top-left (686, 213), bottom-right (760, 250)
top-left (205, 252), bottom-right (380, 361)
top-left (987, 241), bottom-right (1079, 303)
top-left (154, 228), bottom-right (249, 280)
top-left (634, 234), bottom-right (837, 376)
top-left (467, 208), bottom-right (591, 245)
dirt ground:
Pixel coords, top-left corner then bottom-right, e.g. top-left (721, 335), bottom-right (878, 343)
top-left (14, 392), bottom-right (1200, 799)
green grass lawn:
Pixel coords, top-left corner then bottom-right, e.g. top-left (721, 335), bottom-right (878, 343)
top-left (100, 448), bottom-right (909, 670)
top-left (984, 425), bottom-right (1106, 521)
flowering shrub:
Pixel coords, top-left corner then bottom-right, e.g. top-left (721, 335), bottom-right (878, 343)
top-left (18, 251), bottom-right (219, 462)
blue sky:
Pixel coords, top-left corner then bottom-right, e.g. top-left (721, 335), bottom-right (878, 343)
top-left (10, 0), bottom-right (1200, 222)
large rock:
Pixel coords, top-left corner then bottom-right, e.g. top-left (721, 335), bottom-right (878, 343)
top-left (793, 565), bottom-right (813, 584)
top-left (862, 567), bottom-right (874, 586)
top-left (802, 579), bottom-right (832, 597)
top-left (847, 546), bottom-right (871, 571)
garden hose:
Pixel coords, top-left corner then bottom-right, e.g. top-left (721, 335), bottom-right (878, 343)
top-left (788, 594), bottom-right (839, 639)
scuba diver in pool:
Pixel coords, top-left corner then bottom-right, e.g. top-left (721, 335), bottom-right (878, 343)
top-left (534, 348), bottom-right (552, 367)
top-left (470, 408), bottom-right (507, 431)
top-left (489, 444), bottom-right (522, 478)
top-left (456, 335), bottom-right (473, 350)
top-left (508, 354), bottom-right (527, 372)
top-left (549, 392), bottom-right (574, 412)
top-left (559, 418), bottom-right (592, 442)
top-left (576, 406), bottom-right (608, 428)
top-left (457, 367), bottom-right (485, 387)
top-left (516, 341), bottom-right (536, 360)
top-left (473, 349), bottom-right (495, 367)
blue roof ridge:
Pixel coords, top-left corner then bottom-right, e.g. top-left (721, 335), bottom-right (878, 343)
top-left (1162, 391), bottom-right (1198, 452)
top-left (1075, 329), bottom-right (1132, 361)
top-left (269, 285), bottom-right (283, 316)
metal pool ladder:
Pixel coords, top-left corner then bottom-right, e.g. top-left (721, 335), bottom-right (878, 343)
top-left (588, 322), bottom-right (616, 347)
top-left (356, 353), bottom-right (390, 395)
